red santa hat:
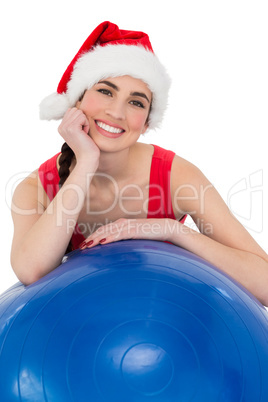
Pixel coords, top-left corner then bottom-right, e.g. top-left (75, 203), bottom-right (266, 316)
top-left (39, 21), bottom-right (171, 130)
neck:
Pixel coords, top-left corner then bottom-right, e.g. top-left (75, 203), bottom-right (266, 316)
top-left (95, 146), bottom-right (132, 183)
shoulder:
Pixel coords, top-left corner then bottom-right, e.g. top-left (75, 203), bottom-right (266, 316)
top-left (170, 155), bottom-right (236, 236)
top-left (170, 155), bottom-right (214, 217)
top-left (13, 169), bottom-right (39, 195)
top-left (12, 169), bottom-right (49, 212)
top-left (171, 155), bottom-right (208, 187)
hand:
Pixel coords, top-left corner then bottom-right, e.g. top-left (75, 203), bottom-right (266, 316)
top-left (79, 218), bottom-right (180, 249)
top-left (58, 107), bottom-right (100, 164)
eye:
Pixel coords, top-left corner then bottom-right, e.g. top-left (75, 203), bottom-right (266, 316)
top-left (97, 88), bottom-right (112, 96)
top-left (130, 100), bottom-right (145, 109)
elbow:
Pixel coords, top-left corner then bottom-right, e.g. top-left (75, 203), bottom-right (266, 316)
top-left (255, 280), bottom-right (268, 308)
top-left (11, 252), bottom-right (46, 286)
top-left (11, 261), bottom-right (43, 286)
top-left (18, 272), bottom-right (42, 287)
top-left (11, 240), bottom-right (66, 286)
top-left (259, 293), bottom-right (268, 309)
top-left (260, 260), bottom-right (268, 307)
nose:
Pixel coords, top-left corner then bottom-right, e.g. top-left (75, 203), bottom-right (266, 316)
top-left (105, 99), bottom-right (126, 121)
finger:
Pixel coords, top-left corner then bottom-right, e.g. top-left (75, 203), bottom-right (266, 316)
top-left (60, 110), bottom-right (90, 138)
top-left (79, 239), bottom-right (94, 249)
top-left (79, 219), bottom-right (139, 250)
top-left (79, 225), bottom-right (108, 249)
top-left (79, 227), bottom-right (120, 249)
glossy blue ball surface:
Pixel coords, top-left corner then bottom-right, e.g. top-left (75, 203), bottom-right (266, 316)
top-left (0, 240), bottom-right (268, 401)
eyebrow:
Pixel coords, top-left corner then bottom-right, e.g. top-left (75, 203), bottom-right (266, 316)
top-left (130, 91), bottom-right (150, 103)
top-left (99, 80), bottom-right (119, 90)
top-left (98, 80), bottom-right (150, 103)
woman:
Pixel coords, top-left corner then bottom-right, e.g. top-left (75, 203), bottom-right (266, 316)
top-left (11, 21), bottom-right (268, 306)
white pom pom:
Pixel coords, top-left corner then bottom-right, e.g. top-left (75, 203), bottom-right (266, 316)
top-left (39, 92), bottom-right (71, 120)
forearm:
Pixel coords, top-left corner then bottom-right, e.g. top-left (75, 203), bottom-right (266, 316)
top-left (168, 222), bottom-right (268, 306)
top-left (12, 162), bottom-right (93, 284)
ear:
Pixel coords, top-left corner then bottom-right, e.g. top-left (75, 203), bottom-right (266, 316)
top-left (75, 100), bottom-right (81, 108)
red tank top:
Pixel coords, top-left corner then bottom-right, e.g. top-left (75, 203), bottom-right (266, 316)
top-left (38, 145), bottom-right (186, 250)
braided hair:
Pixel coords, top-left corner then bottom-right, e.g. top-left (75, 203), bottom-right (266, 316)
top-left (58, 142), bottom-right (75, 187)
top-left (58, 142), bottom-right (75, 253)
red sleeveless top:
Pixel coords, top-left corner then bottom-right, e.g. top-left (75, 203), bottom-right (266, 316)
top-left (38, 145), bottom-right (186, 250)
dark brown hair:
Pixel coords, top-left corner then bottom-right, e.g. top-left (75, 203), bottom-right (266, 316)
top-left (58, 143), bottom-right (75, 253)
top-left (58, 142), bottom-right (74, 188)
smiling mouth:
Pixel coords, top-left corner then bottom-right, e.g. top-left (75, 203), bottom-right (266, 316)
top-left (95, 120), bottom-right (125, 134)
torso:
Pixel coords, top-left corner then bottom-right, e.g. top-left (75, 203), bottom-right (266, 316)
top-left (37, 143), bottom-right (155, 239)
top-left (37, 142), bottom-right (185, 241)
top-left (76, 143), bottom-right (154, 238)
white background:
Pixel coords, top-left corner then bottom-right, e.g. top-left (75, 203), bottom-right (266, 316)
top-left (0, 0), bottom-right (267, 295)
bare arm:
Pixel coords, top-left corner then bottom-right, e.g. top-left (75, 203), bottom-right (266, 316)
top-left (11, 108), bottom-right (100, 285)
top-left (11, 163), bottom-right (91, 284)
top-left (169, 157), bottom-right (268, 305)
top-left (80, 156), bottom-right (268, 306)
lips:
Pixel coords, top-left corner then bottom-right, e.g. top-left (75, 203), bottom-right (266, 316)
top-left (95, 120), bottom-right (125, 138)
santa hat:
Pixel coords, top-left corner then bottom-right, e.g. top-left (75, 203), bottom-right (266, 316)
top-left (39, 21), bottom-right (171, 130)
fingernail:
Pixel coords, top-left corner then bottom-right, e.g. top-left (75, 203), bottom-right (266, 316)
top-left (79, 241), bottom-right (87, 249)
top-left (99, 238), bottom-right (106, 244)
top-left (79, 240), bottom-right (93, 249)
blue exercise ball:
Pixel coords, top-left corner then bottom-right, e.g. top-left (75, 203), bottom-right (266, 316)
top-left (0, 240), bottom-right (268, 401)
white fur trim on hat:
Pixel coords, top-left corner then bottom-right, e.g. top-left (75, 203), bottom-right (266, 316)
top-left (39, 92), bottom-right (71, 120)
top-left (39, 44), bottom-right (171, 130)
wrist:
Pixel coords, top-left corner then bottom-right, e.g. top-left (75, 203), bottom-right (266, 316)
top-left (74, 155), bottom-right (99, 173)
top-left (164, 219), bottom-right (182, 242)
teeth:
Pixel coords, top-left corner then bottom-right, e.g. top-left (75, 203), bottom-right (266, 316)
top-left (96, 121), bottom-right (124, 134)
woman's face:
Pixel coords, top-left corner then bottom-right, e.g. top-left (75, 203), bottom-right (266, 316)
top-left (76, 75), bottom-right (152, 152)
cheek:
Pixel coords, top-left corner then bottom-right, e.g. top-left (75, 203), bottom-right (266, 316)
top-left (80, 95), bottom-right (102, 115)
top-left (129, 112), bottom-right (148, 131)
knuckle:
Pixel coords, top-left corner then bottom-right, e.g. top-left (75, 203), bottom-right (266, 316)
top-left (96, 226), bottom-right (105, 236)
